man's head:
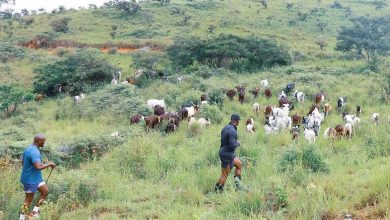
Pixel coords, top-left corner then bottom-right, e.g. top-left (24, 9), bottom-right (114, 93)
top-left (231, 114), bottom-right (241, 126)
top-left (33, 134), bottom-right (46, 148)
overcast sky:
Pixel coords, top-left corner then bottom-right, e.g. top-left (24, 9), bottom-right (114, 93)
top-left (3, 0), bottom-right (108, 12)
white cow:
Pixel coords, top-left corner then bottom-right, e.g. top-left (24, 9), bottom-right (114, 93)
top-left (246, 118), bottom-right (255, 133)
top-left (198, 117), bottom-right (211, 127)
top-left (278, 91), bottom-right (286, 99)
top-left (344, 114), bottom-right (356, 124)
top-left (253, 103), bottom-right (260, 116)
top-left (304, 128), bottom-right (316, 143)
top-left (344, 123), bottom-right (353, 138)
top-left (370, 113), bottom-right (380, 125)
top-left (260, 79), bottom-right (269, 88)
top-left (185, 106), bottom-right (199, 118)
top-left (273, 106), bottom-right (289, 118)
top-left (111, 78), bottom-right (118, 85)
top-left (275, 116), bottom-right (292, 130)
top-left (147, 99), bottom-right (166, 109)
top-left (74, 93), bottom-right (86, 102)
top-left (294, 90), bottom-right (305, 104)
top-left (110, 131), bottom-right (119, 137)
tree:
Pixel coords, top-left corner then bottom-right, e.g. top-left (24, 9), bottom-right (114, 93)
top-left (33, 50), bottom-right (118, 96)
top-left (21, 8), bottom-right (29, 16)
top-left (374, 0), bottom-right (386, 10)
top-left (344, 7), bottom-right (352, 18)
top-left (0, 85), bottom-right (33, 118)
top-left (315, 38), bottom-right (327, 50)
top-left (286, 3), bottom-right (294, 10)
top-left (139, 12), bottom-right (154, 37)
top-left (105, 0), bottom-right (141, 15)
top-left (336, 16), bottom-right (390, 70)
top-left (316, 21), bottom-right (327, 32)
top-left (58, 5), bottom-right (66, 12)
top-left (0, 9), bottom-right (13, 19)
top-left (89, 4), bottom-right (98, 9)
top-left (51, 17), bottom-right (71, 33)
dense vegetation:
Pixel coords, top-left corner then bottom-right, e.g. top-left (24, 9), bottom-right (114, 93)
top-left (0, 0), bottom-right (389, 219)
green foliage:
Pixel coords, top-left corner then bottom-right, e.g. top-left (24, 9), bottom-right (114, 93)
top-left (55, 84), bottom-right (150, 119)
top-left (167, 34), bottom-right (291, 72)
top-left (336, 16), bottom-right (390, 71)
top-left (0, 85), bottom-right (33, 118)
top-left (33, 50), bottom-right (117, 96)
top-left (279, 146), bottom-right (329, 173)
top-left (131, 51), bottom-right (168, 72)
top-left (200, 105), bottom-right (223, 124)
top-left (0, 43), bottom-right (25, 63)
top-left (51, 17), bottom-right (71, 33)
top-left (208, 89), bottom-right (224, 107)
top-left (104, 0), bottom-right (141, 16)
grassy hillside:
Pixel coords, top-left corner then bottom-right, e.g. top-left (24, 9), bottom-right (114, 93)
top-left (1, 0), bottom-right (390, 219)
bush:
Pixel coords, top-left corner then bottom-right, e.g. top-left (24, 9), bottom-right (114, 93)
top-left (51, 17), bottom-right (71, 33)
top-left (187, 122), bottom-right (202, 137)
top-left (279, 147), bottom-right (329, 173)
top-left (33, 50), bottom-right (118, 96)
top-left (167, 34), bottom-right (291, 72)
top-left (0, 43), bottom-right (25, 63)
top-left (108, 47), bottom-right (118, 54)
top-left (208, 89), bottom-right (224, 107)
top-left (200, 105), bottom-right (223, 124)
top-left (55, 84), bottom-right (150, 119)
top-left (0, 85), bottom-right (34, 118)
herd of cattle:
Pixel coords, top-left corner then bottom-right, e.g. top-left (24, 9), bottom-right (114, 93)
top-left (124, 79), bottom-right (382, 143)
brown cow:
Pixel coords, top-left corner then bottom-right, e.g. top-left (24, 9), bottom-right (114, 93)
top-left (292, 114), bottom-right (302, 126)
top-left (264, 88), bottom-right (272, 99)
top-left (165, 118), bottom-right (177, 134)
top-left (238, 91), bottom-right (245, 104)
top-left (323, 103), bottom-right (331, 117)
top-left (35, 94), bottom-right (45, 102)
top-left (279, 97), bottom-right (289, 107)
top-left (154, 105), bottom-right (165, 116)
top-left (161, 112), bottom-right (180, 127)
top-left (324, 127), bottom-right (336, 140)
top-left (315, 92), bottom-right (326, 105)
top-left (130, 114), bottom-right (144, 124)
top-left (226, 89), bottom-right (236, 100)
top-left (180, 108), bottom-right (189, 120)
top-left (145, 115), bottom-right (161, 129)
top-left (265, 105), bottom-right (273, 116)
top-left (250, 87), bottom-right (260, 98)
top-left (334, 124), bottom-right (344, 138)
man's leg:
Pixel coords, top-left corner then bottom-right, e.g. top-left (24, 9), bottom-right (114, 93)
top-left (215, 166), bottom-right (230, 192)
top-left (233, 157), bottom-right (242, 179)
top-left (31, 183), bottom-right (49, 216)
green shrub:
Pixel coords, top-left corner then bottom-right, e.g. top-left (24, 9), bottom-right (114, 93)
top-left (279, 147), bottom-right (329, 173)
top-left (0, 85), bottom-right (34, 118)
top-left (187, 122), bottom-right (202, 137)
top-left (167, 34), bottom-right (291, 72)
top-left (108, 47), bottom-right (118, 54)
top-left (208, 89), bottom-right (224, 107)
top-left (51, 17), bottom-right (71, 33)
top-left (200, 105), bottom-right (223, 124)
top-left (0, 43), bottom-right (25, 63)
top-left (33, 50), bottom-right (118, 96)
top-left (279, 149), bottom-right (299, 173)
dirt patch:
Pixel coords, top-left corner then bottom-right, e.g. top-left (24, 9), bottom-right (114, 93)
top-left (21, 38), bottom-right (164, 54)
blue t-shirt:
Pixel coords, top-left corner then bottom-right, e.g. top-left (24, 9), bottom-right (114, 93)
top-left (20, 145), bottom-right (43, 184)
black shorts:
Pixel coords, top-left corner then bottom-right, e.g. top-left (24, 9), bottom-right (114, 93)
top-left (219, 155), bottom-right (235, 169)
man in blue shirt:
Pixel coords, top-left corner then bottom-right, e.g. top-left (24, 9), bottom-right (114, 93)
top-left (215, 114), bottom-right (247, 192)
top-left (19, 134), bottom-right (56, 220)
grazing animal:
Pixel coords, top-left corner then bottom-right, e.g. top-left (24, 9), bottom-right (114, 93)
top-left (264, 88), bottom-right (272, 99)
top-left (278, 91), bottom-right (287, 100)
top-left (226, 89), bottom-right (236, 100)
top-left (153, 105), bottom-right (165, 116)
top-left (323, 127), bottom-right (336, 140)
top-left (294, 90), bottom-right (305, 104)
top-left (35, 94), bottom-right (45, 102)
top-left (311, 107), bottom-right (324, 122)
top-left (337, 97), bottom-right (347, 110)
top-left (278, 97), bottom-right (289, 108)
top-left (253, 103), bottom-right (260, 116)
top-left (323, 103), bottom-right (331, 117)
top-left (292, 114), bottom-right (302, 125)
top-left (147, 99), bottom-right (166, 109)
top-left (176, 75), bottom-right (187, 84)
top-left (304, 128), bottom-right (316, 143)
top-left (335, 124), bottom-right (344, 138)
top-left (162, 112), bottom-right (180, 127)
top-left (291, 125), bottom-right (300, 140)
top-left (305, 115), bottom-right (322, 136)
top-left (356, 105), bottom-right (362, 117)
top-left (265, 105), bottom-right (273, 116)
top-left (200, 94), bottom-right (207, 102)
top-left (185, 106), bottom-right (200, 119)
top-left (110, 131), bottom-right (119, 137)
top-left (246, 118), bottom-right (255, 133)
top-left (73, 93), bottom-right (86, 102)
top-left (145, 115), bottom-right (161, 129)
top-left (285, 83), bottom-right (295, 94)
top-left (350, 117), bottom-right (361, 129)
top-left (180, 108), bottom-right (189, 120)
top-left (238, 91), bottom-right (245, 104)
top-left (198, 117), bottom-right (212, 127)
top-left (371, 113), bottom-right (380, 125)
top-left (344, 114), bottom-right (356, 124)
top-left (315, 92), bottom-right (325, 105)
top-left (111, 77), bottom-right (118, 85)
top-left (250, 87), bottom-right (260, 98)
top-left (261, 79), bottom-right (269, 88)
top-left (130, 114), bottom-right (144, 124)
top-left (201, 101), bottom-right (208, 106)
top-left (165, 118), bottom-right (177, 134)
top-left (344, 123), bottom-right (353, 138)
top-left (275, 116), bottom-right (292, 130)
top-left (273, 106), bottom-right (289, 118)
